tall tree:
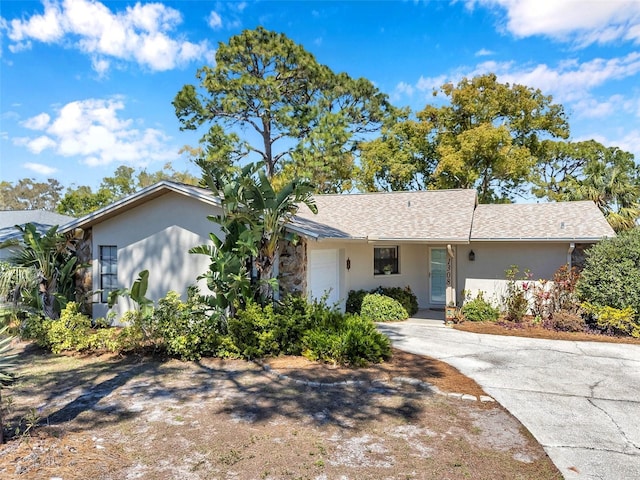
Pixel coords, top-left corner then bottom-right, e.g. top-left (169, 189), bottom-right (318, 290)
top-left (174, 27), bottom-right (396, 192)
top-left (359, 74), bottom-right (570, 202)
top-left (0, 178), bottom-right (63, 211)
top-left (533, 140), bottom-right (640, 231)
top-left (359, 119), bottom-right (438, 192)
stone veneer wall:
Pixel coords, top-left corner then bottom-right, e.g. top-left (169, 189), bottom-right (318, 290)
top-left (278, 237), bottom-right (307, 297)
top-left (68, 228), bottom-right (93, 314)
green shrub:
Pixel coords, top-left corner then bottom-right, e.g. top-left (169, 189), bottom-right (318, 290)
top-left (360, 293), bottom-right (408, 322)
top-left (577, 228), bottom-right (640, 315)
top-left (20, 313), bottom-right (50, 347)
top-left (227, 302), bottom-right (279, 359)
top-left (345, 289), bottom-right (368, 314)
top-left (346, 286), bottom-right (419, 316)
top-left (375, 286), bottom-right (419, 316)
top-left (461, 292), bottom-right (499, 322)
top-left (45, 302), bottom-right (92, 354)
top-left (503, 265), bottom-right (531, 322)
top-left (582, 302), bottom-right (640, 338)
top-left (302, 315), bottom-right (391, 367)
top-left (543, 310), bottom-right (586, 332)
top-left (152, 290), bottom-right (222, 361)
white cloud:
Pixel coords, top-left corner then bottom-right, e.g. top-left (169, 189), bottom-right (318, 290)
top-left (471, 0), bottom-right (640, 46)
top-left (4, 0), bottom-right (214, 72)
top-left (464, 53), bottom-right (640, 105)
top-left (21, 113), bottom-right (51, 130)
top-left (416, 74), bottom-right (449, 92)
top-left (475, 48), bottom-right (494, 57)
top-left (208, 11), bottom-right (222, 29)
top-left (23, 162), bottom-right (58, 175)
top-left (14, 97), bottom-right (178, 167)
top-left (26, 135), bottom-right (57, 153)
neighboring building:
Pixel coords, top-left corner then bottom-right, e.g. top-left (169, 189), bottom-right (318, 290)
top-left (0, 210), bottom-right (76, 260)
top-left (60, 181), bottom-right (615, 321)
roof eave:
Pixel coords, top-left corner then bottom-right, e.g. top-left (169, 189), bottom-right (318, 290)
top-left (60, 181), bottom-right (220, 232)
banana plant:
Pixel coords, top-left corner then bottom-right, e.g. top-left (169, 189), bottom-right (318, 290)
top-left (0, 326), bottom-right (16, 444)
top-left (108, 270), bottom-right (154, 318)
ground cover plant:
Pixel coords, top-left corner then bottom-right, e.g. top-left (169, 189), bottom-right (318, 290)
top-left (456, 260), bottom-right (640, 342)
top-left (0, 341), bottom-right (562, 480)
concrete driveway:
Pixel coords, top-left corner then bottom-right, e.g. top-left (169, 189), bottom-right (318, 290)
top-left (378, 320), bottom-right (640, 480)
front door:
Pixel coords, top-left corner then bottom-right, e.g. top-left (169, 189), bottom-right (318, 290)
top-left (430, 247), bottom-right (446, 305)
top-left (308, 249), bottom-right (340, 307)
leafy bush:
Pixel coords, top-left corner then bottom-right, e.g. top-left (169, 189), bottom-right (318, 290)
top-left (20, 313), bottom-right (50, 347)
top-left (45, 302), bottom-right (92, 353)
top-left (577, 228), bottom-right (640, 315)
top-left (461, 292), bottom-right (499, 322)
top-left (360, 293), bottom-right (408, 322)
top-left (302, 315), bottom-right (391, 367)
top-left (375, 286), bottom-right (419, 316)
top-left (346, 286), bottom-right (419, 316)
top-left (345, 289), bottom-right (368, 314)
top-left (543, 310), bottom-right (586, 332)
top-left (582, 302), bottom-right (640, 338)
top-left (152, 290), bottom-right (222, 361)
top-left (502, 265), bottom-right (531, 322)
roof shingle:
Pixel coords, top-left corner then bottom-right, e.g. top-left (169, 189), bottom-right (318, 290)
top-left (291, 189), bottom-right (478, 242)
top-left (470, 201), bottom-right (615, 241)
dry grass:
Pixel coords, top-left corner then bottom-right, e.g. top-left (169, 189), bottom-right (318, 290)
top-left (0, 342), bottom-right (562, 480)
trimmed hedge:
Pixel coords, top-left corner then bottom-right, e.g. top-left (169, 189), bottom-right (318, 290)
top-left (360, 293), bottom-right (408, 322)
top-left (346, 286), bottom-right (418, 316)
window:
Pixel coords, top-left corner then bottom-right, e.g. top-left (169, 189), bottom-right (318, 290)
top-left (99, 246), bottom-right (117, 303)
top-left (374, 246), bottom-right (399, 275)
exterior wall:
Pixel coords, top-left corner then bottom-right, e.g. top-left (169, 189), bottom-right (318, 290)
top-left (91, 192), bottom-right (222, 320)
top-left (305, 240), bottom-right (441, 310)
top-left (457, 241), bottom-right (575, 306)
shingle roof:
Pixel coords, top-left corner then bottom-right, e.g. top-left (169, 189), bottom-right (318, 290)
top-left (290, 189), bottom-right (478, 242)
top-left (470, 201), bottom-right (616, 241)
top-left (61, 181), bottom-right (218, 232)
top-left (0, 210), bottom-right (76, 243)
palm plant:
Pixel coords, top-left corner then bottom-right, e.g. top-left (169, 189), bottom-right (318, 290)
top-left (192, 160), bottom-right (317, 315)
top-left (0, 224), bottom-right (79, 319)
top-left (0, 326), bottom-right (16, 443)
top-left (562, 149), bottom-right (640, 232)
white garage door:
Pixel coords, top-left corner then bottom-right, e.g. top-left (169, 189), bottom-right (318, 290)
top-left (308, 249), bottom-right (340, 307)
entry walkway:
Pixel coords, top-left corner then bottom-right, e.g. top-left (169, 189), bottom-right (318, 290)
top-left (378, 320), bottom-right (640, 480)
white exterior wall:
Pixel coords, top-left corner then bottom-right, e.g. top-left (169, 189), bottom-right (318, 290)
top-left (91, 192), bottom-right (222, 320)
top-left (306, 240), bottom-right (438, 310)
top-left (456, 241), bottom-right (573, 306)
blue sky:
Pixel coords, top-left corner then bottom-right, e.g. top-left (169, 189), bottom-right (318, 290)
top-left (2, 0), bottom-right (640, 192)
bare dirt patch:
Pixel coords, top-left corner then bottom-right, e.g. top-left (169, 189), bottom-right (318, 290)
top-left (1, 342), bottom-right (561, 479)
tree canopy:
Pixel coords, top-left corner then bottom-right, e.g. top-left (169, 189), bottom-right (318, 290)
top-left (359, 74), bottom-right (570, 202)
top-left (0, 178), bottom-right (63, 211)
top-left (174, 26), bottom-right (397, 192)
top-left (533, 140), bottom-right (640, 231)
top-left (57, 164), bottom-right (199, 217)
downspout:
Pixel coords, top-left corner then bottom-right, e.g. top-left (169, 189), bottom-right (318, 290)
top-left (567, 242), bottom-right (575, 268)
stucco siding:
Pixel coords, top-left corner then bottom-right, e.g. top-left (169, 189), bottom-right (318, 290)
top-left (91, 192), bottom-right (221, 320)
top-left (457, 241), bottom-right (573, 306)
top-left (306, 240), bottom-right (434, 309)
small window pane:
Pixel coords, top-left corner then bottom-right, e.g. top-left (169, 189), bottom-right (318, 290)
top-left (99, 246), bottom-right (117, 303)
top-left (374, 246), bottom-right (399, 275)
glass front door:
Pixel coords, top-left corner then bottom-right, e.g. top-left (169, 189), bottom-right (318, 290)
top-left (430, 248), bottom-right (446, 304)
